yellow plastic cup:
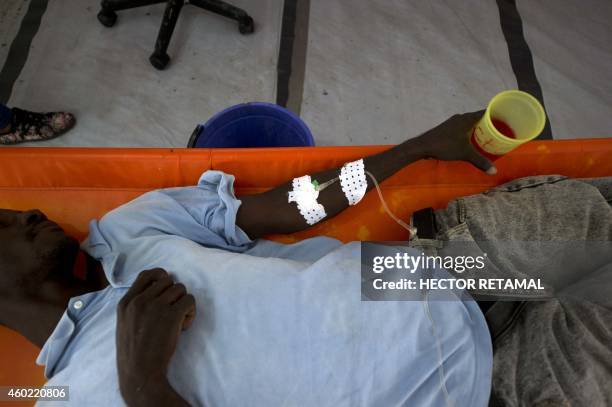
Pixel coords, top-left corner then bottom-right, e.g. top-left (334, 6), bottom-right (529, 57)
top-left (472, 90), bottom-right (546, 156)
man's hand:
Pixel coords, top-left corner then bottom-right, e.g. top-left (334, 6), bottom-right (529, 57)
top-left (116, 268), bottom-right (196, 407)
top-left (415, 110), bottom-right (497, 174)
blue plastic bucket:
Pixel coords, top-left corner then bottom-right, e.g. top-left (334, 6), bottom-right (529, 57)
top-left (189, 102), bottom-right (315, 148)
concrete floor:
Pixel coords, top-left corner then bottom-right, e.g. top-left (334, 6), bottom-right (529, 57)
top-left (1, 0), bottom-right (611, 147)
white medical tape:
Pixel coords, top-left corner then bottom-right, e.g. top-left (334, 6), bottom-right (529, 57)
top-left (340, 159), bottom-right (367, 206)
top-left (287, 175), bottom-right (327, 225)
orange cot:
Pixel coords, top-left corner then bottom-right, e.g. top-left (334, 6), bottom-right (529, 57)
top-left (1, 140), bottom-right (611, 405)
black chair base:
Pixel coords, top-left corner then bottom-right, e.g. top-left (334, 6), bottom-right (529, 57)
top-left (98, 0), bottom-right (254, 70)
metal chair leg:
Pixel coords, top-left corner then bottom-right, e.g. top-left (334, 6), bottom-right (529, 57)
top-left (98, 0), bottom-right (166, 27)
top-left (190, 0), bottom-right (254, 34)
top-left (149, 0), bottom-right (184, 69)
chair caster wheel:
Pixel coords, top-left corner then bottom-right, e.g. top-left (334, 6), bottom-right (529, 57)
top-left (238, 16), bottom-right (254, 34)
top-left (149, 52), bottom-right (170, 70)
top-left (97, 9), bottom-right (117, 27)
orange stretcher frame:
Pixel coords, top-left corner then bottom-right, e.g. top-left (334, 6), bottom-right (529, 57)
top-left (1, 140), bottom-right (611, 405)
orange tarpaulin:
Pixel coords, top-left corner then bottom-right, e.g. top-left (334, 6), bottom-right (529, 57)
top-left (1, 140), bottom-right (611, 405)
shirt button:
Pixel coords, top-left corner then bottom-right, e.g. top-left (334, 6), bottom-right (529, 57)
top-left (73, 300), bottom-right (84, 310)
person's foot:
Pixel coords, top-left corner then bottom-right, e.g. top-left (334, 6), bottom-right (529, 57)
top-left (0, 107), bottom-right (76, 145)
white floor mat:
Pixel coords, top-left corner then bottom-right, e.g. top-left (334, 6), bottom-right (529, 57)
top-left (301, 0), bottom-right (612, 145)
top-left (520, 0), bottom-right (612, 139)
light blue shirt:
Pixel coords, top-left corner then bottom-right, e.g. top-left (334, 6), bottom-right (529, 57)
top-left (37, 171), bottom-right (492, 407)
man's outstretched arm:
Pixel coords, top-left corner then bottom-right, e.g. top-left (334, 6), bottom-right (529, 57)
top-left (237, 111), bottom-right (494, 239)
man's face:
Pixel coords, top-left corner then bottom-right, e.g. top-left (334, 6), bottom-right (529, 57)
top-left (0, 209), bottom-right (79, 293)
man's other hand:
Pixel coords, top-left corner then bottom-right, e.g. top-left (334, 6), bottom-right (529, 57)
top-left (116, 268), bottom-right (196, 406)
top-left (416, 110), bottom-right (497, 175)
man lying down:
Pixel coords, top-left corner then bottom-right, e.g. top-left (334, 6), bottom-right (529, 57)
top-left (1, 112), bottom-right (611, 407)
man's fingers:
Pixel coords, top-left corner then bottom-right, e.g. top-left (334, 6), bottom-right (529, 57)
top-left (119, 268), bottom-right (168, 307)
top-left (460, 110), bottom-right (495, 175)
top-left (158, 283), bottom-right (187, 304)
top-left (461, 110), bottom-right (486, 133)
top-left (173, 294), bottom-right (197, 331)
top-left (141, 276), bottom-right (175, 299)
top-left (468, 149), bottom-right (497, 175)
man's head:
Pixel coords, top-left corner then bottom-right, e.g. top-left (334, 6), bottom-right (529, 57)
top-left (0, 209), bottom-right (79, 294)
